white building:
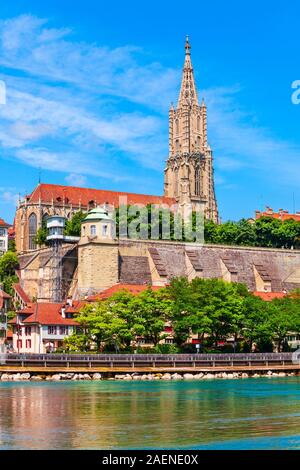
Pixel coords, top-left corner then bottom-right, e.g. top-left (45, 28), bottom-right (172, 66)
top-left (0, 218), bottom-right (9, 254)
top-left (0, 288), bottom-right (11, 347)
top-left (10, 302), bottom-right (78, 353)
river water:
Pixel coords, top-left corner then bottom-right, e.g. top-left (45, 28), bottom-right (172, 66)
top-left (0, 377), bottom-right (299, 449)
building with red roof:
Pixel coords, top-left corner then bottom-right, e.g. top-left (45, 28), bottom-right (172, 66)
top-left (255, 207), bottom-right (300, 222)
top-left (10, 302), bottom-right (78, 353)
top-left (253, 291), bottom-right (287, 301)
top-left (14, 183), bottom-right (176, 253)
top-left (85, 283), bottom-right (162, 302)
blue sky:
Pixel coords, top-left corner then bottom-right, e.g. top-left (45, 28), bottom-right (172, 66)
top-left (0, 0), bottom-right (300, 223)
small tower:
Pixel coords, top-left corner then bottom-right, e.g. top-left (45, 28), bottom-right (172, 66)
top-left (46, 215), bottom-right (66, 241)
top-left (80, 207), bottom-right (115, 242)
top-left (46, 216), bottom-right (67, 303)
top-left (78, 206), bottom-right (119, 297)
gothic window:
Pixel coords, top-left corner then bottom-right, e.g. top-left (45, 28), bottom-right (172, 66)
top-left (175, 119), bottom-right (179, 135)
top-left (197, 115), bottom-right (200, 131)
top-left (175, 168), bottom-right (179, 197)
top-left (195, 167), bottom-right (200, 196)
top-left (175, 140), bottom-right (180, 152)
top-left (28, 213), bottom-right (37, 250)
top-left (197, 136), bottom-right (201, 149)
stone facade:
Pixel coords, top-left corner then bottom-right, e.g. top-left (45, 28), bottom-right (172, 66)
top-left (17, 244), bottom-right (77, 302)
top-left (164, 37), bottom-right (218, 222)
top-left (16, 233), bottom-right (300, 300)
top-left (77, 238), bottom-right (300, 296)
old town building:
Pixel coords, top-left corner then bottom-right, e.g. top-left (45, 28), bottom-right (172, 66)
top-left (0, 218), bottom-right (9, 254)
top-left (9, 302), bottom-right (78, 353)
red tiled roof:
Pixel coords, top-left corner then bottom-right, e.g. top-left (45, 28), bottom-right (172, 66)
top-left (10, 303), bottom-right (78, 326)
top-left (253, 291), bottom-right (287, 301)
top-left (13, 283), bottom-right (31, 304)
top-left (8, 227), bottom-right (15, 238)
top-left (25, 303), bottom-right (78, 325)
top-left (28, 183), bottom-right (176, 208)
top-left (65, 300), bottom-right (86, 314)
top-left (86, 283), bottom-right (162, 302)
top-left (13, 283), bottom-right (29, 302)
top-left (0, 289), bottom-right (11, 299)
top-left (0, 218), bottom-right (10, 227)
top-left (255, 210), bottom-right (300, 222)
top-left (0, 289), bottom-right (11, 309)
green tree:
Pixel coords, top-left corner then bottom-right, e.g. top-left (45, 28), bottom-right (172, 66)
top-left (0, 251), bottom-right (19, 295)
top-left (64, 211), bottom-right (87, 236)
top-left (130, 288), bottom-right (174, 346)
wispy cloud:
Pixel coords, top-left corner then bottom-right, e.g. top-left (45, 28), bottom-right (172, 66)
top-left (65, 173), bottom-right (87, 187)
top-left (0, 14), bottom-right (176, 184)
top-left (204, 86), bottom-right (300, 185)
top-left (0, 13), bottom-right (299, 220)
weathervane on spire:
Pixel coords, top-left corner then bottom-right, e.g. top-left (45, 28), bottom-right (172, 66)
top-left (185, 35), bottom-right (191, 54)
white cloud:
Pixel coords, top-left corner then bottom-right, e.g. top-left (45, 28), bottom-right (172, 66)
top-left (0, 189), bottom-right (19, 205)
top-left (65, 173), bottom-right (87, 187)
top-left (0, 13), bottom-right (299, 199)
top-left (0, 14), bottom-right (177, 109)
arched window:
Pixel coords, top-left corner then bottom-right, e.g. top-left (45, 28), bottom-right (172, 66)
top-left (197, 136), bottom-right (201, 149)
top-left (197, 115), bottom-right (201, 131)
top-left (175, 168), bottom-right (179, 197)
top-left (175, 139), bottom-right (180, 152)
top-left (195, 168), bottom-right (200, 196)
top-left (175, 119), bottom-right (179, 134)
top-left (28, 213), bottom-right (37, 250)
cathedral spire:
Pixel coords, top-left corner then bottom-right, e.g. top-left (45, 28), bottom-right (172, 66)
top-left (178, 36), bottom-right (198, 107)
top-left (164, 37), bottom-right (218, 223)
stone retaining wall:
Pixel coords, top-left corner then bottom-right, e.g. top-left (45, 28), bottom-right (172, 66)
top-left (0, 370), bottom-right (298, 382)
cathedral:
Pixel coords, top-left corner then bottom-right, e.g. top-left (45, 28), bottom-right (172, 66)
top-left (14, 38), bottom-right (218, 254)
top-left (13, 39), bottom-right (300, 303)
top-left (164, 37), bottom-right (218, 222)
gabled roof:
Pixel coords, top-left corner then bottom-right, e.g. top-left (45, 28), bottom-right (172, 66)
top-left (13, 283), bottom-right (31, 304)
top-left (0, 289), bottom-right (11, 299)
top-left (27, 183), bottom-right (176, 208)
top-left (10, 303), bottom-right (78, 326)
top-left (0, 218), bottom-right (10, 228)
top-left (0, 289), bottom-right (11, 309)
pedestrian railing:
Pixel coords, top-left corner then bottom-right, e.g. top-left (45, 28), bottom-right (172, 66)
top-left (0, 352), bottom-right (296, 368)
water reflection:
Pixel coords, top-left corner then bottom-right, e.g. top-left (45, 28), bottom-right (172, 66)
top-left (0, 378), bottom-right (299, 449)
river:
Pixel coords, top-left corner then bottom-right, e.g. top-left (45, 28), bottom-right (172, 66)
top-left (0, 377), bottom-right (299, 449)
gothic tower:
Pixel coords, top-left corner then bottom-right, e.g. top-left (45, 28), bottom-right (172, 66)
top-left (164, 37), bottom-right (218, 222)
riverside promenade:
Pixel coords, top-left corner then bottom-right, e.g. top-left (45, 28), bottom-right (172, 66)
top-left (0, 353), bottom-right (299, 375)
